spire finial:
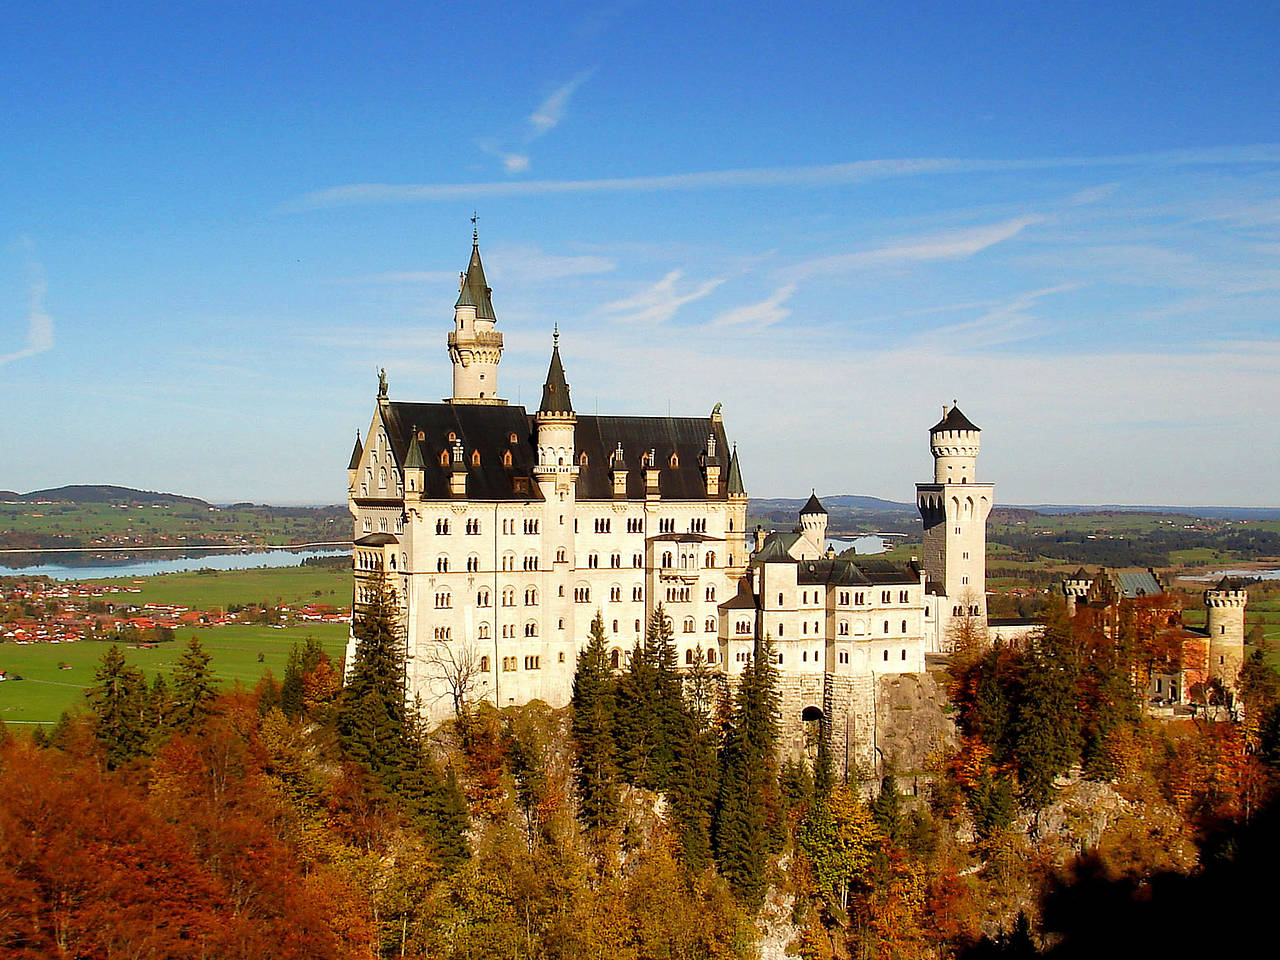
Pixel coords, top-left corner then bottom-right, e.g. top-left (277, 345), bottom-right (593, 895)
top-left (471, 211), bottom-right (479, 244)
top-left (553, 322), bottom-right (559, 347)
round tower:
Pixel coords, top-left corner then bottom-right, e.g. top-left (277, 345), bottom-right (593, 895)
top-left (930, 402), bottom-right (981, 484)
top-left (447, 228), bottom-right (505, 404)
top-left (1061, 568), bottom-right (1094, 617)
top-left (1204, 578), bottom-right (1247, 687)
top-left (799, 491), bottom-right (828, 553)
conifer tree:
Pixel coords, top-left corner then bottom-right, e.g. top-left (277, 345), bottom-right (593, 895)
top-left (86, 645), bottom-right (148, 768)
top-left (339, 565), bottom-right (409, 789)
top-left (813, 716), bottom-right (835, 799)
top-left (170, 636), bottom-right (217, 731)
top-left (148, 673), bottom-right (172, 731)
top-left (670, 650), bottom-right (719, 870)
top-left (571, 612), bottom-right (619, 839)
top-left (714, 636), bottom-right (781, 903)
top-left (281, 644), bottom-right (304, 717)
top-left (1013, 614), bottom-right (1083, 807)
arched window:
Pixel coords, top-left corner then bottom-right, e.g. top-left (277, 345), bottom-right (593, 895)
top-left (477, 588), bottom-right (490, 606)
top-left (669, 452), bottom-right (679, 468)
top-left (705, 551), bottom-right (715, 567)
top-left (705, 618), bottom-right (716, 632)
top-left (437, 555), bottom-right (449, 572)
top-left (706, 649), bottom-right (716, 664)
top-left (471, 449), bottom-right (481, 466)
top-left (477, 623), bottom-right (490, 639)
top-left (662, 551), bottom-right (673, 568)
top-left (525, 587), bottom-right (538, 605)
top-left (479, 655), bottom-right (490, 671)
top-left (502, 450), bottom-right (513, 467)
top-left (686, 649), bottom-right (695, 664)
top-left (683, 617), bottom-right (695, 633)
top-left (610, 649), bottom-right (620, 669)
top-left (502, 587), bottom-right (515, 606)
top-left (439, 451), bottom-right (449, 466)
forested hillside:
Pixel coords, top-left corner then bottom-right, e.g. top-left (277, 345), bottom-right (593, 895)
top-left (3, 573), bottom-right (1280, 958)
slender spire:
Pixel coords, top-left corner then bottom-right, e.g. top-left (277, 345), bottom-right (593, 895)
top-left (454, 229), bottom-right (496, 320)
top-left (539, 333), bottom-right (573, 414)
top-left (726, 443), bottom-right (745, 496)
top-left (404, 428), bottom-right (425, 469)
top-left (348, 431), bottom-right (364, 470)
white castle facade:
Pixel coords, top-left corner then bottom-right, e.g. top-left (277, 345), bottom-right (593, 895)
top-left (346, 235), bottom-right (998, 769)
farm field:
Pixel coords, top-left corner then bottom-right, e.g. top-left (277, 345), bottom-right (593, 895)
top-left (0, 622), bottom-right (349, 725)
top-left (92, 564), bottom-right (351, 610)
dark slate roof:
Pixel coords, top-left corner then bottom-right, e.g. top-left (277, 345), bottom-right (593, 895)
top-left (930, 405), bottom-right (980, 433)
top-left (348, 433), bottom-right (363, 470)
top-left (800, 491), bottom-right (827, 515)
top-left (726, 445), bottom-right (746, 496)
top-left (1069, 567), bottom-right (1091, 580)
top-left (539, 342), bottom-right (573, 414)
top-left (382, 401), bottom-right (542, 502)
top-left (750, 531), bottom-right (802, 566)
top-left (354, 533), bottom-right (399, 546)
top-left (573, 414), bottom-right (731, 500)
top-left (795, 557), bottom-right (918, 587)
top-left (380, 402), bottom-right (731, 502)
top-left (454, 240), bottom-right (496, 320)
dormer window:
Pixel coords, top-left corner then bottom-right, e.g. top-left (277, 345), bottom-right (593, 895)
top-left (502, 450), bottom-right (513, 467)
top-left (509, 432), bottom-right (518, 444)
top-left (439, 451), bottom-right (449, 467)
top-left (447, 431), bottom-right (457, 442)
top-left (580, 452), bottom-right (588, 467)
top-left (669, 453), bottom-right (679, 469)
top-left (417, 429), bottom-right (425, 441)
top-left (471, 449), bottom-right (481, 466)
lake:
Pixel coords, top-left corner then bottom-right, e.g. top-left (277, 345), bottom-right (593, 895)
top-left (0, 547), bottom-right (350, 581)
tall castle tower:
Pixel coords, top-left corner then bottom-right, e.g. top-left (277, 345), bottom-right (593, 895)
top-left (447, 229), bottom-right (505, 404)
top-left (916, 404), bottom-right (994, 644)
top-left (1204, 578), bottom-right (1247, 690)
top-left (533, 329), bottom-right (579, 499)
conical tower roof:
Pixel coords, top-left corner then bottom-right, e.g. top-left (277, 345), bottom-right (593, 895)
top-left (348, 432), bottom-right (363, 470)
top-left (454, 235), bottom-right (496, 320)
top-left (931, 404), bottom-right (979, 433)
top-left (539, 332), bottom-right (573, 414)
top-left (801, 490), bottom-right (827, 516)
top-left (726, 445), bottom-right (746, 496)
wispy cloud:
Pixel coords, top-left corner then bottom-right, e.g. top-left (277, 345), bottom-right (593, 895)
top-left (1, 262), bottom-right (54, 367)
top-left (529, 73), bottom-right (592, 135)
top-left (925, 283), bottom-right (1082, 348)
top-left (285, 144), bottom-right (1280, 211)
top-left (793, 216), bottom-right (1042, 277)
top-left (598, 269), bottom-right (726, 324)
top-left (714, 283), bottom-right (797, 328)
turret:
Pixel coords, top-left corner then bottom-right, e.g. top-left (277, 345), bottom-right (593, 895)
top-left (403, 428), bottom-right (425, 501)
top-left (799, 491), bottom-right (828, 555)
top-left (1204, 578), bottom-right (1248, 690)
top-left (930, 403), bottom-right (980, 484)
top-left (533, 329), bottom-right (578, 495)
top-left (1062, 568), bottom-right (1093, 617)
top-left (447, 228), bottom-right (505, 404)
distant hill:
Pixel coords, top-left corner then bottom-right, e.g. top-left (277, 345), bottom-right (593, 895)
top-left (3, 485), bottom-right (210, 507)
top-left (751, 495), bottom-right (914, 513)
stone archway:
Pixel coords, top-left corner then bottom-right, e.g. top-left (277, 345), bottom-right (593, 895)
top-left (801, 705), bottom-right (824, 756)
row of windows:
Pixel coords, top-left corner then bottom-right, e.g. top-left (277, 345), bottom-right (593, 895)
top-left (360, 516), bottom-right (403, 534)
top-left (769, 648), bottom-right (910, 665)
top-left (783, 588), bottom-right (912, 607)
top-left (951, 604), bottom-right (981, 617)
top-left (497, 655), bottom-right (544, 671)
top-left (774, 618), bottom-right (911, 638)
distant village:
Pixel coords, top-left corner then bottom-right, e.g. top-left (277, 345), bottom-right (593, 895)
top-left (0, 576), bottom-right (349, 666)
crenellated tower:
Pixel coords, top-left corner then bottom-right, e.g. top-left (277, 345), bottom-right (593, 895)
top-left (1204, 578), bottom-right (1248, 692)
top-left (447, 229), bottom-right (505, 404)
top-left (533, 328), bottom-right (578, 495)
top-left (916, 403), bottom-right (994, 646)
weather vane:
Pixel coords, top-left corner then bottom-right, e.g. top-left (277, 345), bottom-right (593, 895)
top-left (471, 211), bottom-right (478, 242)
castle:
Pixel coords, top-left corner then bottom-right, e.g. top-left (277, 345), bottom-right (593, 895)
top-left (1062, 568), bottom-right (1248, 711)
top-left (346, 233), bottom-right (1004, 772)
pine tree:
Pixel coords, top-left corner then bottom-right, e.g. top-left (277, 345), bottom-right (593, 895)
top-left (670, 651), bottom-right (719, 871)
top-left (86, 645), bottom-right (148, 768)
top-left (571, 612), bottom-right (619, 839)
top-left (813, 715), bottom-right (835, 799)
top-left (170, 636), bottom-right (217, 731)
top-left (148, 673), bottom-right (172, 731)
top-left (339, 566), bottom-right (409, 789)
top-left (1013, 614), bottom-right (1083, 807)
top-left (714, 636), bottom-right (781, 903)
top-left (281, 644), bottom-right (304, 717)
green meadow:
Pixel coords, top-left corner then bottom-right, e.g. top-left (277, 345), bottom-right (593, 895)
top-left (0, 564), bottom-right (352, 724)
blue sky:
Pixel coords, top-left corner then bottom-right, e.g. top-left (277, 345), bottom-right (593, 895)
top-left (2, 1), bottom-right (1278, 505)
